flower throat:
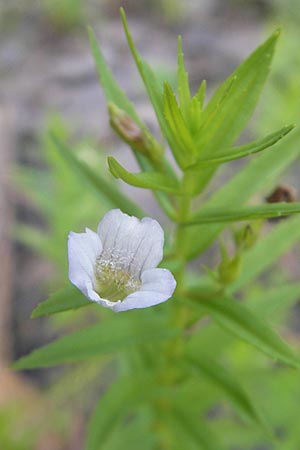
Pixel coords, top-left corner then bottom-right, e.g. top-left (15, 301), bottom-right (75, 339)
top-left (94, 254), bottom-right (141, 302)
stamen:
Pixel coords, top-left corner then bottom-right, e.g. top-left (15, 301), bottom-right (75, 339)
top-left (94, 253), bottom-right (141, 302)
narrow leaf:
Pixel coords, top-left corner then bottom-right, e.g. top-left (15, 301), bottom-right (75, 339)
top-left (108, 156), bottom-right (181, 194)
top-left (177, 35), bottom-right (191, 121)
top-left (191, 124), bottom-right (294, 167)
top-left (172, 406), bottom-right (227, 450)
top-left (247, 282), bottom-right (300, 317)
top-left (88, 26), bottom-right (178, 219)
top-left (13, 315), bottom-right (179, 369)
top-left (50, 133), bottom-right (144, 218)
top-left (163, 82), bottom-right (197, 167)
top-left (196, 29), bottom-right (280, 157)
top-left (120, 9), bottom-right (184, 169)
top-left (188, 294), bottom-right (300, 369)
top-left (88, 27), bottom-right (142, 125)
top-left (184, 126), bottom-right (300, 258)
top-left (229, 215), bottom-right (300, 292)
top-left (31, 285), bottom-right (90, 318)
top-left (186, 30), bottom-right (280, 196)
top-left (86, 375), bottom-right (158, 450)
top-left (187, 355), bottom-right (270, 432)
top-left (195, 80), bottom-right (206, 108)
top-left (186, 202), bottom-right (300, 225)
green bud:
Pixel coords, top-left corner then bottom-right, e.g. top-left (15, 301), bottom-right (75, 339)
top-left (218, 254), bottom-right (241, 285)
top-left (234, 222), bottom-right (261, 250)
top-left (108, 103), bottom-right (163, 164)
top-left (218, 242), bottom-right (241, 285)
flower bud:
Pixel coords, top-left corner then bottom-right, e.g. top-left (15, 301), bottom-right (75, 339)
top-left (234, 223), bottom-right (261, 251)
top-left (108, 103), bottom-right (163, 164)
top-left (218, 242), bottom-right (241, 285)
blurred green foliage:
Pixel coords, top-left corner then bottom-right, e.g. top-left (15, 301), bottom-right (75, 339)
top-left (15, 116), bottom-right (110, 280)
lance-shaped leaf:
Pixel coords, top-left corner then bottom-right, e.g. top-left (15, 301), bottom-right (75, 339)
top-left (101, 421), bottom-right (156, 450)
top-left (88, 27), bottom-right (142, 126)
top-left (186, 30), bottom-right (280, 196)
top-left (188, 81), bottom-right (206, 136)
top-left (171, 406), bottom-right (227, 450)
top-left (186, 202), bottom-right (300, 225)
top-left (229, 215), bottom-right (300, 293)
top-left (247, 282), bottom-right (300, 318)
top-left (191, 124), bottom-right (294, 168)
top-left (120, 9), bottom-right (188, 170)
top-left (189, 96), bottom-right (203, 136)
top-left (50, 133), bottom-right (144, 218)
top-left (86, 375), bottom-right (160, 450)
top-left (177, 36), bottom-right (191, 122)
top-left (196, 29), bottom-right (280, 157)
top-left (31, 285), bottom-right (90, 318)
top-left (89, 26), bottom-right (179, 187)
top-left (163, 82), bottom-right (198, 167)
top-left (184, 126), bottom-right (300, 259)
top-left (186, 282), bottom-right (300, 371)
top-left (188, 294), bottom-right (300, 369)
top-left (195, 80), bottom-right (206, 108)
top-left (108, 156), bottom-right (181, 195)
top-left (13, 315), bottom-right (179, 370)
top-left (186, 355), bottom-right (270, 433)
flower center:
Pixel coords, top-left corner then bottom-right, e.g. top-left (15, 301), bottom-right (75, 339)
top-left (94, 254), bottom-right (141, 302)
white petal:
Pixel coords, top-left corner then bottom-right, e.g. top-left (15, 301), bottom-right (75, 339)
top-left (97, 209), bottom-right (164, 277)
top-left (68, 228), bottom-right (102, 298)
top-left (112, 268), bottom-right (176, 312)
top-left (86, 285), bottom-right (122, 310)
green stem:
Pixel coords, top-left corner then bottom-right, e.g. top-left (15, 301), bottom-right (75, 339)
top-left (153, 178), bottom-right (193, 450)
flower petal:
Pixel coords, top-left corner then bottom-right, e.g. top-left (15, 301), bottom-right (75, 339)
top-left (97, 209), bottom-right (164, 277)
top-left (86, 285), bottom-right (122, 310)
top-left (112, 268), bottom-right (176, 312)
top-left (68, 228), bottom-right (102, 298)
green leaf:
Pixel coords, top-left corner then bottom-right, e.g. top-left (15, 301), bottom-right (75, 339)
top-left (186, 202), bottom-right (300, 225)
top-left (100, 418), bottom-right (156, 450)
top-left (89, 27), bottom-right (179, 219)
top-left (184, 126), bottom-right (300, 258)
top-left (120, 9), bottom-right (184, 169)
top-left (163, 82), bottom-right (197, 167)
top-left (186, 355), bottom-right (270, 433)
top-left (229, 215), bottom-right (300, 292)
top-left (195, 80), bottom-right (206, 108)
top-left (186, 30), bottom-right (280, 195)
top-left (13, 314), bottom-right (179, 369)
top-left (31, 285), bottom-right (90, 318)
top-left (86, 375), bottom-right (159, 450)
top-left (88, 27), bottom-right (142, 126)
top-left (177, 35), bottom-right (191, 122)
top-left (188, 294), bottom-right (300, 369)
top-left (50, 133), bottom-right (144, 218)
top-left (196, 29), bottom-right (280, 157)
top-left (171, 406), bottom-right (226, 450)
top-left (191, 124), bottom-right (294, 167)
top-left (108, 156), bottom-right (181, 195)
top-left (247, 282), bottom-right (300, 318)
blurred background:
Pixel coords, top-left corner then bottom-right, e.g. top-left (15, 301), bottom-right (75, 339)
top-left (0, 0), bottom-right (299, 448)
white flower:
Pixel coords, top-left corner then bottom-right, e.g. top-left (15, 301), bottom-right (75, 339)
top-left (68, 209), bottom-right (176, 312)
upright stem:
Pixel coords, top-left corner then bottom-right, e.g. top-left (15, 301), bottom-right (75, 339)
top-left (154, 178), bottom-right (193, 450)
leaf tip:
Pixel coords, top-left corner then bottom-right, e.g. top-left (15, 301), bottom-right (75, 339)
top-left (30, 308), bottom-right (40, 319)
top-left (177, 35), bottom-right (183, 49)
top-left (119, 6), bottom-right (127, 26)
top-left (107, 156), bottom-right (119, 178)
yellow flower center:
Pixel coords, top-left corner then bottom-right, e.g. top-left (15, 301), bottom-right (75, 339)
top-left (94, 255), bottom-right (141, 301)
